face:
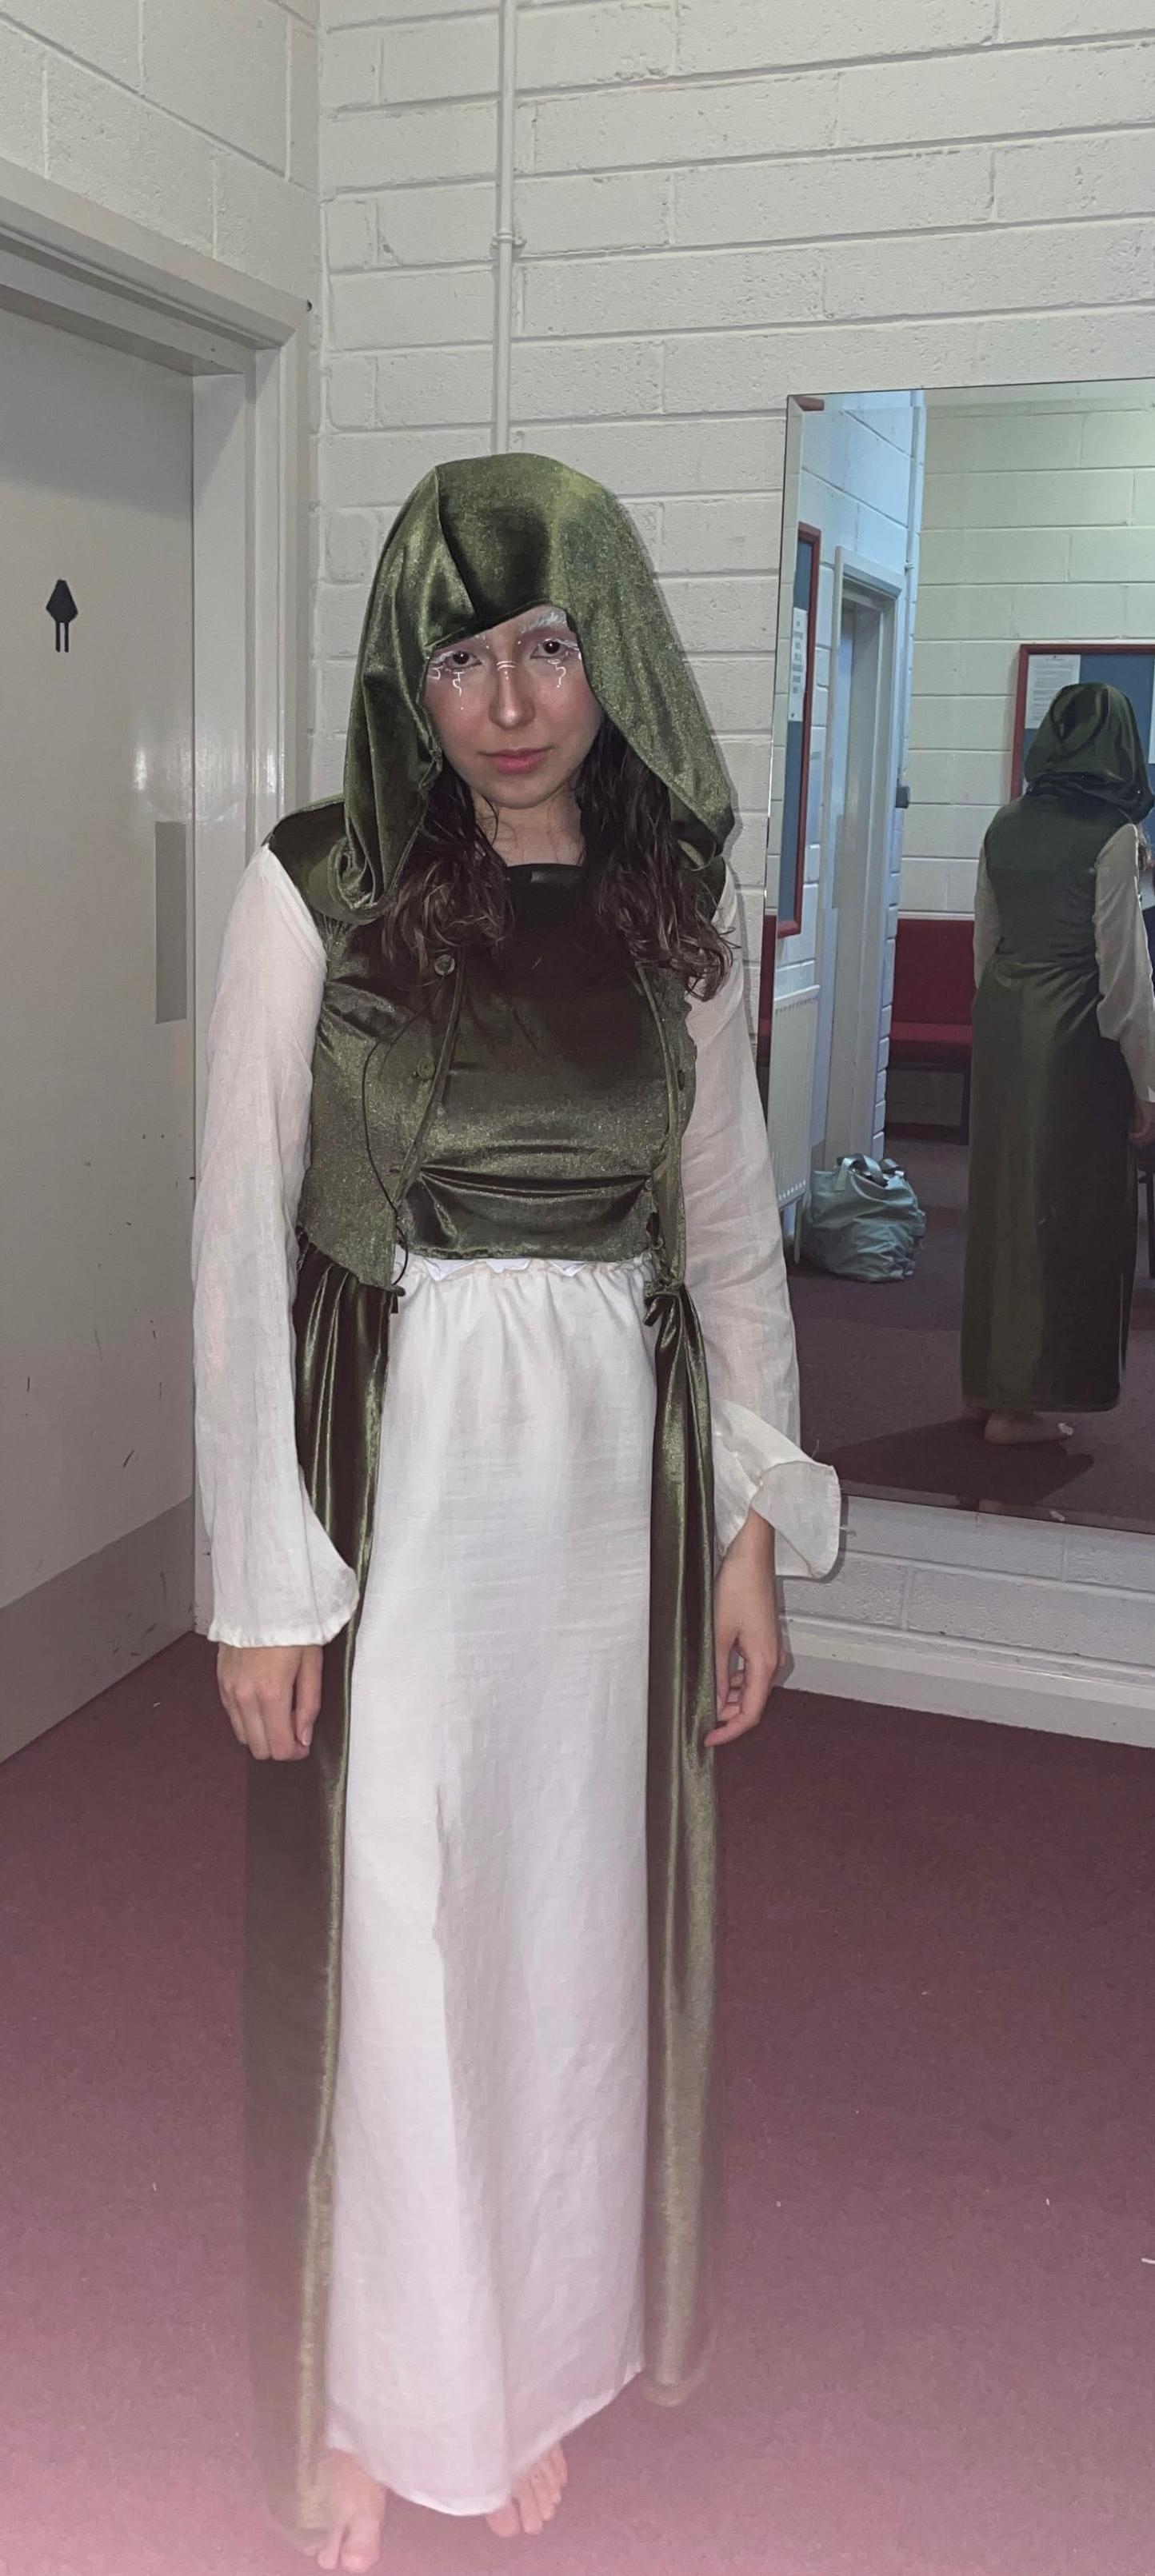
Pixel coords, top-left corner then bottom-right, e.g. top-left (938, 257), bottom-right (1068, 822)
top-left (422, 604), bottom-right (603, 812)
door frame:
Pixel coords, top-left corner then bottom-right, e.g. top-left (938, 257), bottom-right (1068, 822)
top-left (0, 154), bottom-right (311, 1635)
top-left (812, 546), bottom-right (903, 1164)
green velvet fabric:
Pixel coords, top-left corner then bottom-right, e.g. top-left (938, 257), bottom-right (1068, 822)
top-left (294, 863), bottom-right (691, 1288)
top-left (1024, 679), bottom-right (1153, 824)
top-left (249, 456), bottom-right (738, 2546)
top-left (962, 754), bottom-right (1139, 1414)
top-left (245, 1246), bottom-right (392, 2537)
top-left (273, 449), bottom-right (733, 925)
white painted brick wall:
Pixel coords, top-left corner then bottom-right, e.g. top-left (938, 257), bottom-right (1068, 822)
top-left (0, 0), bottom-right (318, 297)
top-left (904, 392), bottom-right (1155, 914)
top-left (781, 1495), bottom-right (1155, 1686)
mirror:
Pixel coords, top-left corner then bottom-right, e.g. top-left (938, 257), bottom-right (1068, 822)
top-left (765, 381), bottom-right (1155, 1535)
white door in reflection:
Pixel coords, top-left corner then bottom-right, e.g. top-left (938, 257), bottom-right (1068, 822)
top-left (813, 574), bottom-right (897, 1167)
top-left (0, 304), bottom-right (194, 1727)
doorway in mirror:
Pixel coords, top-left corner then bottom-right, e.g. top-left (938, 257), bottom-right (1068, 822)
top-left (765, 379), bottom-right (1155, 1538)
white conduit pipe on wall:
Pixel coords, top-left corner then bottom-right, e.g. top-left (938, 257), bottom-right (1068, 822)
top-left (491, 0), bottom-right (520, 452)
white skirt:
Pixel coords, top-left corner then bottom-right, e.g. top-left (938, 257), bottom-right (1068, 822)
top-left (325, 1255), bottom-right (657, 2514)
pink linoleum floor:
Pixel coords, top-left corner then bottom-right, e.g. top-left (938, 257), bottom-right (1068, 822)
top-left (3, 1633), bottom-right (1154, 2575)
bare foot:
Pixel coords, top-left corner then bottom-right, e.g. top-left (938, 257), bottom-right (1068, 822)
top-left (486, 2444), bottom-right (569, 2539)
top-left (961, 1400), bottom-right (988, 1424)
top-left (314, 2450), bottom-right (387, 2574)
top-left (984, 1412), bottom-right (1073, 1447)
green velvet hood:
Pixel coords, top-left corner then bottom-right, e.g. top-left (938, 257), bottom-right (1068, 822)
top-left (1025, 680), bottom-right (1153, 824)
top-left (275, 451), bottom-right (734, 921)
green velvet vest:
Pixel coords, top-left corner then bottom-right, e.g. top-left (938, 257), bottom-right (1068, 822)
top-left (296, 855), bottom-right (696, 1286)
top-left (244, 817), bottom-right (722, 2547)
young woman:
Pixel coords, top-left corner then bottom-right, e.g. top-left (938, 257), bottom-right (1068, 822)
top-left (193, 453), bottom-right (839, 2570)
top-left (963, 681), bottom-right (1155, 1446)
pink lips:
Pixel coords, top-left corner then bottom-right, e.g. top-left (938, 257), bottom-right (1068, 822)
top-left (488, 748), bottom-right (549, 773)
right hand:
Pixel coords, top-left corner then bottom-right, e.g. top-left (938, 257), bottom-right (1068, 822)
top-left (217, 1643), bottom-right (323, 1761)
top-left (1130, 1096), bottom-right (1155, 1148)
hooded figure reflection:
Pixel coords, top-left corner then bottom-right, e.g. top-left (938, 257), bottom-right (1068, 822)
top-left (962, 681), bottom-right (1155, 1447)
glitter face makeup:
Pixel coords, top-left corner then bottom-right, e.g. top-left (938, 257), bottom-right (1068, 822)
top-left (426, 607), bottom-right (585, 701)
top-left (421, 602), bottom-right (605, 823)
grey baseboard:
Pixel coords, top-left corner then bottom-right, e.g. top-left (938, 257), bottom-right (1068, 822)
top-left (782, 1612), bottom-right (1155, 1748)
top-left (0, 1500), bottom-right (194, 1762)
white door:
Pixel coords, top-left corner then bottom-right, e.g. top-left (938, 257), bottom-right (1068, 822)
top-left (0, 305), bottom-right (194, 1746)
top-left (813, 580), bottom-right (897, 1165)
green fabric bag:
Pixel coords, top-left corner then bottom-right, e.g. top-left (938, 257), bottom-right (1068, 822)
top-left (801, 1156), bottom-right (926, 1282)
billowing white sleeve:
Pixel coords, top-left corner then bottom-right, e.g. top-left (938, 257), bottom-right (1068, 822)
top-left (973, 842), bottom-right (1001, 981)
top-left (683, 872), bottom-right (841, 1580)
top-left (192, 843), bottom-right (361, 1647)
top-left (1093, 821), bottom-right (1155, 1105)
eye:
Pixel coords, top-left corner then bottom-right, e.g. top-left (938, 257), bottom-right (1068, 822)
top-left (430, 646), bottom-right (478, 678)
top-left (532, 635), bottom-right (580, 661)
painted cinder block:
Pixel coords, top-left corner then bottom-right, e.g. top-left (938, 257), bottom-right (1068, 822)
top-left (838, 40), bottom-right (1155, 152)
top-left (46, 57), bottom-right (216, 254)
top-left (0, 20), bottom-right (46, 174)
top-left (676, 0), bottom-right (994, 76)
top-left (16, 0), bottom-right (138, 85)
top-left (214, 158), bottom-right (317, 296)
top-left (381, 14), bottom-right (498, 106)
top-left (531, 69), bottom-right (837, 176)
top-left (142, 0), bottom-right (287, 170)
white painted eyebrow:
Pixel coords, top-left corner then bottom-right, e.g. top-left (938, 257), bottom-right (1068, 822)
top-left (428, 607), bottom-right (574, 660)
top-left (514, 606), bottom-right (573, 637)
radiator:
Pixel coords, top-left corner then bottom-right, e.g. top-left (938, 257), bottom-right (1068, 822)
top-left (765, 984), bottom-right (820, 1210)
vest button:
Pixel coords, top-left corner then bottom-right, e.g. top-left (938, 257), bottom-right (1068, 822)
top-left (413, 1057), bottom-right (434, 1081)
top-left (433, 951), bottom-right (455, 976)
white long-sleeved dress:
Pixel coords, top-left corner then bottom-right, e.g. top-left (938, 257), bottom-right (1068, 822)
top-left (193, 845), bottom-right (840, 2516)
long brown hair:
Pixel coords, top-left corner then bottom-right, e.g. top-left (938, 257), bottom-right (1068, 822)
top-left (380, 721), bottom-right (731, 998)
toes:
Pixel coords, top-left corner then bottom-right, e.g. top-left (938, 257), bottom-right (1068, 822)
top-left (342, 2520), bottom-right (382, 2575)
top-left (486, 2448), bottom-right (569, 2539)
top-left (533, 2461), bottom-right (560, 2518)
top-left (529, 2469), bottom-right (554, 2526)
top-left (513, 2478), bottom-right (543, 2536)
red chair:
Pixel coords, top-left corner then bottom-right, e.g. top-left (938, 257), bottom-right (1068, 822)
top-left (888, 916), bottom-right (975, 1140)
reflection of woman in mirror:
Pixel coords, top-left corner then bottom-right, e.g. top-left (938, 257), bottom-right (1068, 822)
top-left (962, 681), bottom-right (1155, 1448)
top-left (192, 454), bottom-right (840, 2569)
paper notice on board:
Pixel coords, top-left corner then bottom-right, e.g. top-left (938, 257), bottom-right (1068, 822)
top-left (788, 605), bottom-right (809, 725)
top-left (1024, 652), bottom-right (1081, 729)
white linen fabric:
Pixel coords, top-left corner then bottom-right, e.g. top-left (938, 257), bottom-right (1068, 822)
top-left (326, 1251), bottom-right (653, 2511)
top-left (1092, 822), bottom-right (1155, 1104)
top-left (973, 821), bottom-right (1155, 1104)
top-left (192, 842), bottom-right (838, 2514)
top-left (191, 848), bottom-right (359, 1649)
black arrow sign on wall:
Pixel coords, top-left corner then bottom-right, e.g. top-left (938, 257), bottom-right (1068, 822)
top-left (46, 579), bottom-right (78, 651)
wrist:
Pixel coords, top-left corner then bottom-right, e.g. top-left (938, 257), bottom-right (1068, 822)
top-left (725, 1508), bottom-right (776, 1570)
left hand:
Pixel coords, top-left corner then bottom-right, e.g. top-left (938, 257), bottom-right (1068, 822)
top-left (708, 1511), bottom-right (785, 1748)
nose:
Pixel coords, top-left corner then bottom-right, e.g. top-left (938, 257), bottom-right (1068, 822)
top-left (489, 658), bottom-right (535, 730)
